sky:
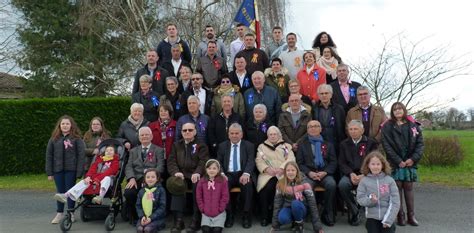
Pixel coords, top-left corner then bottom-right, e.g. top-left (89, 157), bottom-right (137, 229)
top-left (285, 0), bottom-right (473, 111)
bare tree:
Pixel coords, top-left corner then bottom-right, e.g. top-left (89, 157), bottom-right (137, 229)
top-left (351, 33), bottom-right (471, 112)
top-left (0, 0), bottom-right (21, 72)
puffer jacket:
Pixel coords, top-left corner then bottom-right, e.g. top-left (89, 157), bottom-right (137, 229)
top-left (357, 172), bottom-right (400, 226)
top-left (136, 183), bottom-right (166, 230)
top-left (45, 135), bottom-right (85, 178)
top-left (196, 177), bottom-right (229, 217)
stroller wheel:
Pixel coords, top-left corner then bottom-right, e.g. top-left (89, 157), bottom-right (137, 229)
top-left (59, 214), bottom-right (72, 231)
top-left (105, 214), bottom-right (116, 231)
top-left (80, 205), bottom-right (89, 222)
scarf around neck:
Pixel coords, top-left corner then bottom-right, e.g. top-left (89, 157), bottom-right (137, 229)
top-left (308, 135), bottom-right (325, 169)
top-left (142, 186), bottom-right (157, 217)
top-left (128, 115), bottom-right (144, 130)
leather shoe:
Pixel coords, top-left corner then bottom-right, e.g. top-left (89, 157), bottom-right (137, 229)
top-left (349, 212), bottom-right (360, 226)
top-left (225, 215), bottom-right (234, 228)
top-left (242, 215), bottom-right (252, 228)
top-left (260, 218), bottom-right (269, 227)
top-left (321, 214), bottom-right (334, 226)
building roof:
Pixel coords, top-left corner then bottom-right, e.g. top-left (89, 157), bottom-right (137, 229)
top-left (0, 72), bottom-right (24, 89)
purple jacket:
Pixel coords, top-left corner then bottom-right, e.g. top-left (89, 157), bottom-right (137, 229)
top-left (196, 177), bottom-right (229, 217)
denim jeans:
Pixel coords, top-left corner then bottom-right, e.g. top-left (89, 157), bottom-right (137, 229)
top-left (54, 170), bottom-right (77, 212)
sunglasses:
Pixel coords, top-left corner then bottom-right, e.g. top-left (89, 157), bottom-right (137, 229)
top-left (191, 78), bottom-right (201, 81)
top-left (221, 80), bottom-right (231, 84)
top-left (182, 129), bottom-right (194, 132)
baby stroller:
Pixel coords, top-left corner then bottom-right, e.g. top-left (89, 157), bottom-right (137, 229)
top-left (60, 138), bottom-right (127, 232)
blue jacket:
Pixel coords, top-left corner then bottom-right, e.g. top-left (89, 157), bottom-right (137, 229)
top-left (243, 85), bottom-right (281, 125)
top-left (136, 183), bottom-right (166, 230)
top-left (175, 113), bottom-right (210, 144)
top-left (156, 37), bottom-right (192, 65)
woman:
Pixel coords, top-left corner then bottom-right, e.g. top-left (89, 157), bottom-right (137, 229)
top-left (244, 104), bottom-right (272, 151)
top-left (264, 58), bottom-right (290, 101)
top-left (317, 47), bottom-right (339, 83)
top-left (82, 117), bottom-right (111, 172)
top-left (312, 31), bottom-right (341, 62)
top-left (132, 74), bottom-right (161, 122)
top-left (160, 76), bottom-right (184, 120)
top-left (382, 102), bottom-right (424, 227)
top-left (177, 65), bottom-right (193, 94)
top-left (255, 126), bottom-right (295, 226)
top-left (149, 104), bottom-right (176, 161)
top-left (296, 52), bottom-right (327, 104)
top-left (117, 103), bottom-right (149, 151)
top-left (210, 73), bottom-right (245, 119)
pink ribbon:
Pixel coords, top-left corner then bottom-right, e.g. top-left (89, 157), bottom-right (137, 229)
top-left (64, 139), bottom-right (73, 149)
top-left (207, 180), bottom-right (215, 190)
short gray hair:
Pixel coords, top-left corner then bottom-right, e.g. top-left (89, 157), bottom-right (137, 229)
top-left (337, 63), bottom-right (349, 71)
top-left (138, 126), bottom-right (152, 135)
top-left (187, 95), bottom-right (200, 104)
top-left (229, 123), bottom-right (243, 132)
top-left (166, 76), bottom-right (178, 84)
top-left (317, 84), bottom-right (333, 95)
top-left (139, 74), bottom-right (152, 83)
top-left (130, 103), bottom-right (144, 112)
top-left (253, 104), bottom-right (267, 115)
top-left (251, 70), bottom-right (265, 79)
top-left (357, 86), bottom-right (371, 96)
top-left (348, 119), bottom-right (364, 129)
top-left (171, 43), bottom-right (181, 50)
top-left (220, 94), bottom-right (234, 103)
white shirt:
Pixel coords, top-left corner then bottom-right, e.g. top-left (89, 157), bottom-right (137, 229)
top-left (228, 141), bottom-right (241, 172)
top-left (194, 87), bottom-right (206, 114)
top-left (236, 71), bottom-right (247, 87)
top-left (230, 37), bottom-right (245, 66)
top-left (171, 59), bottom-right (182, 76)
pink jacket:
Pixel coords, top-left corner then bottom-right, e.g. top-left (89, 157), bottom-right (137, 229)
top-left (196, 177), bottom-right (229, 217)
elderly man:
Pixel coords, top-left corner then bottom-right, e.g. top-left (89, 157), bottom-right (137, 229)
top-left (330, 64), bottom-right (361, 113)
top-left (156, 23), bottom-right (192, 65)
top-left (167, 122), bottom-right (209, 233)
top-left (265, 26), bottom-right (287, 61)
top-left (124, 126), bottom-right (165, 224)
top-left (235, 33), bottom-right (269, 75)
top-left (279, 32), bottom-right (305, 79)
top-left (197, 25), bottom-right (227, 59)
top-left (296, 120), bottom-right (337, 226)
top-left (162, 44), bottom-right (191, 79)
top-left (132, 49), bottom-right (170, 96)
top-left (229, 23), bottom-right (247, 68)
top-left (346, 86), bottom-right (387, 142)
top-left (217, 123), bottom-right (256, 228)
top-left (175, 95), bottom-right (210, 144)
top-left (278, 94), bottom-right (311, 151)
top-left (243, 71), bottom-right (281, 125)
top-left (196, 41), bottom-right (228, 88)
top-left (312, 84), bottom-right (346, 151)
top-left (229, 55), bottom-right (253, 94)
top-left (181, 73), bottom-right (213, 115)
top-left (338, 120), bottom-right (378, 226)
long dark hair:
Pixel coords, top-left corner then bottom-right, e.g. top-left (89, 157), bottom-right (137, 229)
top-left (50, 115), bottom-right (82, 140)
top-left (312, 31), bottom-right (337, 49)
top-left (390, 102), bottom-right (408, 122)
top-left (83, 117), bottom-right (111, 142)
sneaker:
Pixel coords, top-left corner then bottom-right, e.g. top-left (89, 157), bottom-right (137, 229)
top-left (51, 213), bottom-right (63, 224)
top-left (92, 196), bottom-right (103, 204)
top-left (70, 213), bottom-right (76, 223)
top-left (53, 193), bottom-right (67, 203)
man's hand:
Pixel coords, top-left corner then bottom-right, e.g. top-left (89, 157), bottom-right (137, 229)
top-left (126, 178), bottom-right (137, 189)
top-left (191, 173), bottom-right (200, 183)
top-left (175, 172), bottom-right (184, 179)
top-left (239, 174), bottom-right (250, 185)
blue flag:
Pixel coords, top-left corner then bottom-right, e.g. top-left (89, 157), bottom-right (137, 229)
top-left (234, 0), bottom-right (256, 27)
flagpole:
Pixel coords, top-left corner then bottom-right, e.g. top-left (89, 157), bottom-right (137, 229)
top-left (254, 0), bottom-right (261, 48)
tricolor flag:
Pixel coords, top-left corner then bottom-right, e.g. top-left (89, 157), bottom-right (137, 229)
top-left (234, 0), bottom-right (261, 48)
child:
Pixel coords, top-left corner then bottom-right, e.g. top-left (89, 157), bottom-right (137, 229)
top-left (270, 161), bottom-right (324, 233)
top-left (46, 115), bottom-right (85, 224)
top-left (54, 145), bottom-right (119, 205)
top-left (196, 159), bottom-right (229, 233)
top-left (357, 151), bottom-right (400, 233)
top-left (136, 168), bottom-right (166, 233)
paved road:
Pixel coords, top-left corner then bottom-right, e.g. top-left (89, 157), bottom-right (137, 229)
top-left (0, 183), bottom-right (472, 233)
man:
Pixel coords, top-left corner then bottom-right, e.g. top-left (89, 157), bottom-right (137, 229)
top-left (235, 33), bottom-right (269, 75)
top-left (243, 71), bottom-right (281, 125)
top-left (196, 41), bottom-right (228, 88)
top-left (279, 32), bottom-right (305, 79)
top-left (312, 84), bottom-right (346, 151)
top-left (196, 25), bottom-right (227, 59)
top-left (156, 23), bottom-right (192, 65)
top-left (161, 44), bottom-right (191, 79)
top-left (175, 95), bottom-right (210, 144)
top-left (229, 23), bottom-right (247, 68)
top-left (330, 64), bottom-right (361, 113)
top-left (124, 127), bottom-right (165, 224)
top-left (228, 55), bottom-right (253, 94)
top-left (296, 120), bottom-right (337, 226)
top-left (181, 73), bottom-right (213, 116)
top-left (265, 26), bottom-right (287, 61)
top-left (217, 123), bottom-right (256, 228)
top-left (167, 122), bottom-right (209, 233)
top-left (346, 86), bottom-right (387, 142)
top-left (338, 120), bottom-right (378, 226)
top-left (278, 94), bottom-right (311, 151)
top-left (132, 49), bottom-right (170, 96)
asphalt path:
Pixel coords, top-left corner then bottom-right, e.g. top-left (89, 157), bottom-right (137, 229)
top-left (0, 183), bottom-right (472, 233)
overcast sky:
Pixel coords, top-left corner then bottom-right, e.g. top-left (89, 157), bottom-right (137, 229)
top-left (286, 0), bottom-right (473, 111)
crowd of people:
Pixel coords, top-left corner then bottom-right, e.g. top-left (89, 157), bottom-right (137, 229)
top-left (45, 23), bottom-right (425, 233)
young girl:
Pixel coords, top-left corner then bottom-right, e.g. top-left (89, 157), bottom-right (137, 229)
top-left (357, 151), bottom-right (400, 233)
top-left (196, 159), bottom-right (229, 233)
top-left (46, 115), bottom-right (85, 224)
top-left (53, 145), bottom-right (119, 205)
top-left (270, 161), bottom-right (323, 233)
top-left (136, 168), bottom-right (166, 233)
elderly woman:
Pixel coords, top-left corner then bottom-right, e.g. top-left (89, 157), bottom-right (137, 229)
top-left (244, 104), bottom-right (273, 151)
top-left (160, 76), bottom-right (184, 120)
top-left (210, 73), bottom-right (246, 119)
top-left (117, 103), bottom-right (149, 151)
top-left (297, 51), bottom-right (327, 104)
top-left (264, 58), bottom-right (290, 101)
top-left (317, 47), bottom-right (339, 83)
top-left (132, 74), bottom-right (161, 122)
top-left (255, 126), bottom-right (295, 226)
top-left (167, 122), bottom-right (209, 233)
top-left (178, 65), bottom-right (193, 94)
top-left (382, 102), bottom-right (424, 227)
top-left (82, 117), bottom-right (111, 171)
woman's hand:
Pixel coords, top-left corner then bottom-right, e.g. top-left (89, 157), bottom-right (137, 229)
top-left (92, 148), bottom-right (99, 155)
top-left (369, 193), bottom-right (378, 203)
top-left (48, 176), bottom-right (53, 181)
top-left (174, 172), bottom-right (184, 179)
top-left (124, 142), bottom-right (131, 150)
top-left (405, 159), bottom-right (414, 167)
top-left (399, 161), bottom-right (406, 168)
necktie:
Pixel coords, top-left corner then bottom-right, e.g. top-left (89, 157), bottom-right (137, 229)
top-left (141, 147), bottom-right (148, 161)
top-left (232, 144), bottom-right (238, 172)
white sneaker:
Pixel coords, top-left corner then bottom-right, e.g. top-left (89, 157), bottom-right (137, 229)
top-left (70, 213), bottom-right (76, 223)
top-left (51, 213), bottom-right (63, 224)
top-left (53, 193), bottom-right (67, 203)
top-left (92, 196), bottom-right (103, 204)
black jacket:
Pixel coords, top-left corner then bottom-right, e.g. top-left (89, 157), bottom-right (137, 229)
top-left (330, 81), bottom-right (361, 113)
top-left (228, 71), bottom-right (253, 94)
top-left (132, 64), bottom-right (170, 96)
top-left (243, 118), bottom-right (272, 152)
top-left (116, 119), bottom-right (149, 149)
top-left (338, 136), bottom-right (378, 176)
top-left (312, 101), bottom-right (346, 146)
top-left (159, 92), bottom-right (184, 120)
top-left (161, 59), bottom-right (191, 79)
top-left (132, 90), bottom-right (161, 122)
top-left (181, 88), bottom-right (213, 116)
top-left (296, 135), bottom-right (337, 176)
top-left (208, 111), bottom-right (243, 150)
top-left (217, 139), bottom-right (256, 186)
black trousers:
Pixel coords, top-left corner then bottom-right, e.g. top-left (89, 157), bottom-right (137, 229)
top-left (366, 218), bottom-right (396, 233)
top-left (225, 172), bottom-right (254, 214)
top-left (123, 178), bottom-right (143, 220)
top-left (170, 178), bottom-right (199, 218)
top-left (258, 177), bottom-right (278, 220)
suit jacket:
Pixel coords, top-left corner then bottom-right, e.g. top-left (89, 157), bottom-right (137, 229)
top-left (125, 143), bottom-right (165, 181)
top-left (217, 140), bottom-right (257, 186)
top-left (181, 88), bottom-right (213, 116)
top-left (296, 135), bottom-right (337, 176)
top-left (132, 65), bottom-right (170, 96)
top-left (338, 136), bottom-right (378, 176)
top-left (312, 101), bottom-right (347, 146)
top-left (161, 59), bottom-right (191, 79)
top-left (330, 81), bottom-right (361, 113)
top-left (228, 70), bottom-right (253, 94)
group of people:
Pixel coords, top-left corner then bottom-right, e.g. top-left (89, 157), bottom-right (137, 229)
top-left (45, 23), bottom-right (425, 233)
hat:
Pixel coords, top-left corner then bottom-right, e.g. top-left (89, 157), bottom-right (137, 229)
top-left (166, 176), bottom-right (188, 195)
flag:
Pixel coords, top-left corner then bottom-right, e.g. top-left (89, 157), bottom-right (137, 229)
top-left (234, 0), bottom-right (261, 48)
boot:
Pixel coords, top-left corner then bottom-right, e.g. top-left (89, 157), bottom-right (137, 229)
top-left (292, 221), bottom-right (304, 233)
top-left (171, 216), bottom-right (185, 233)
top-left (404, 182), bottom-right (419, 226)
top-left (201, 226), bottom-right (211, 233)
top-left (396, 181), bottom-right (406, 226)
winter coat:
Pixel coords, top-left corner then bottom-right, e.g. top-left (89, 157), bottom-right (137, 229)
top-left (243, 85), bottom-right (282, 125)
top-left (136, 183), bottom-right (166, 230)
top-left (346, 104), bottom-right (387, 142)
top-left (167, 138), bottom-right (209, 178)
top-left (312, 101), bottom-right (347, 146)
top-left (132, 90), bottom-right (161, 122)
top-left (235, 47), bottom-right (269, 75)
top-left (243, 118), bottom-right (272, 152)
top-left (210, 85), bottom-right (246, 119)
top-left (156, 37), bottom-right (192, 65)
top-left (175, 113), bottom-right (210, 144)
top-left (208, 111), bottom-right (242, 150)
top-left (132, 64), bottom-right (170, 96)
top-left (45, 135), bottom-right (85, 178)
top-left (296, 135), bottom-right (337, 176)
top-left (83, 133), bottom-right (110, 170)
top-left (159, 92), bottom-right (184, 120)
top-left (296, 64), bottom-right (327, 102)
top-left (338, 136), bottom-right (378, 176)
top-left (229, 70), bottom-right (253, 94)
top-left (84, 154), bottom-right (119, 194)
top-left (196, 54), bottom-right (229, 88)
top-left (196, 177), bottom-right (229, 217)
top-left (149, 119), bottom-right (177, 159)
top-left (116, 119), bottom-right (149, 149)
top-left (357, 172), bottom-right (400, 227)
top-left (264, 67), bottom-right (290, 100)
top-left (278, 107), bottom-right (311, 145)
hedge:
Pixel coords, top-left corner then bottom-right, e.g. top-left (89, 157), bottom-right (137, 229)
top-left (0, 97), bottom-right (131, 175)
top-left (420, 136), bottom-right (464, 166)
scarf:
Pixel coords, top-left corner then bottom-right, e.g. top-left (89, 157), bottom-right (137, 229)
top-left (308, 135), bottom-right (325, 169)
top-left (217, 85), bottom-right (234, 95)
top-left (318, 56), bottom-right (338, 80)
top-left (128, 115), bottom-right (144, 130)
top-left (141, 186), bottom-right (157, 218)
top-left (101, 153), bottom-right (115, 162)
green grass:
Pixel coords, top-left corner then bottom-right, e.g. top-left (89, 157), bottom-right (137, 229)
top-left (418, 130), bottom-right (474, 188)
top-left (0, 174), bottom-right (56, 191)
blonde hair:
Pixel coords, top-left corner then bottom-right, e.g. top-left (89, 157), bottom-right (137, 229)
top-left (360, 151), bottom-right (392, 175)
top-left (276, 161), bottom-right (303, 193)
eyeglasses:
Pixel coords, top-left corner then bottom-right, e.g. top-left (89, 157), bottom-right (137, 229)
top-left (182, 129), bottom-right (194, 132)
top-left (191, 78), bottom-right (201, 81)
top-left (221, 80), bottom-right (231, 84)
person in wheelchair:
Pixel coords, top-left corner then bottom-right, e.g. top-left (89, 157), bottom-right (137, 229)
top-left (53, 145), bottom-right (119, 209)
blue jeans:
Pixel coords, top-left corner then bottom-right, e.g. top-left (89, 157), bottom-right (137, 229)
top-left (278, 200), bottom-right (307, 225)
top-left (54, 171), bottom-right (76, 212)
